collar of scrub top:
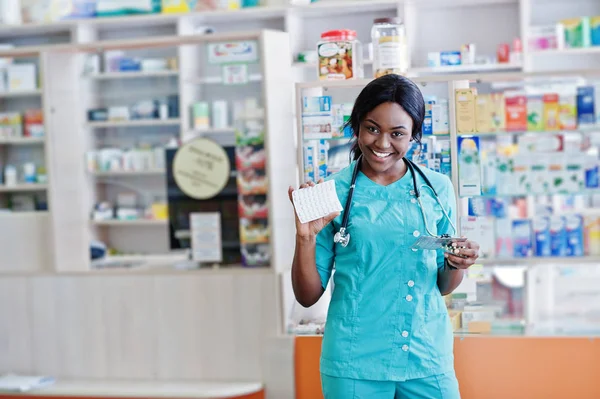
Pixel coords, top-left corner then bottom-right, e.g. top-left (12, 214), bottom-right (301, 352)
top-left (333, 155), bottom-right (457, 248)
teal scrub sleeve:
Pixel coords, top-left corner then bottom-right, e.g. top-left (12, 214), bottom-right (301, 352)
top-left (436, 177), bottom-right (458, 269)
top-left (315, 220), bottom-right (336, 290)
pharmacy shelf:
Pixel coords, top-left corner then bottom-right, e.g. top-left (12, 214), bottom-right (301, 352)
top-left (530, 47), bottom-right (600, 56)
top-left (186, 74), bottom-right (263, 85)
top-left (293, 59), bottom-right (373, 69)
top-left (0, 0), bottom-right (398, 39)
top-left (477, 256), bottom-right (600, 266)
top-left (409, 62), bottom-right (523, 75)
top-left (412, 0), bottom-right (517, 8)
top-left (88, 70), bottom-right (179, 80)
top-left (458, 125), bottom-right (600, 136)
top-left (0, 137), bottom-right (45, 145)
top-left (189, 127), bottom-right (236, 134)
top-left (91, 169), bottom-right (166, 177)
top-left (87, 119), bottom-right (181, 128)
top-left (92, 219), bottom-right (168, 227)
top-left (0, 89), bottom-right (42, 98)
top-left (290, 0), bottom-right (397, 16)
top-left (0, 183), bottom-right (48, 193)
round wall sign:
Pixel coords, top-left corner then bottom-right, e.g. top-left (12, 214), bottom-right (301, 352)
top-left (172, 137), bottom-right (231, 200)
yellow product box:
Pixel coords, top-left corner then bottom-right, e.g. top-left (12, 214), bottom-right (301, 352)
top-left (584, 215), bottom-right (600, 256)
top-left (162, 0), bottom-right (222, 13)
top-left (448, 310), bottom-right (462, 332)
top-left (558, 89), bottom-right (578, 130)
top-left (475, 94), bottom-right (492, 133)
top-left (490, 93), bottom-right (506, 131)
top-left (455, 88), bottom-right (477, 134)
top-left (543, 93), bottom-right (560, 130)
top-left (151, 203), bottom-right (169, 220)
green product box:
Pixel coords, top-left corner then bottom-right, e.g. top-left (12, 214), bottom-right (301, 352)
top-left (562, 17), bottom-right (591, 48)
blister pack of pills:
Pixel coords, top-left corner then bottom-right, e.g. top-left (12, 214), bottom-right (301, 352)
top-left (292, 180), bottom-right (343, 224)
top-left (412, 236), bottom-right (467, 251)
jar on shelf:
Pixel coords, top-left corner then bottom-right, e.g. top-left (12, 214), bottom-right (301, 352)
top-left (317, 29), bottom-right (363, 80)
top-left (371, 18), bottom-right (409, 78)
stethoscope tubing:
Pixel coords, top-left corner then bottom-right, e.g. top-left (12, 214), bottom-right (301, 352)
top-left (338, 155), bottom-right (457, 242)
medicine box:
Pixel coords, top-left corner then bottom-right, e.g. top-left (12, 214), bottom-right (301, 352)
top-left (565, 214), bottom-right (584, 257)
top-left (526, 94), bottom-right (544, 131)
top-left (543, 93), bottom-right (560, 130)
top-left (505, 93), bottom-right (527, 131)
top-left (423, 100), bottom-right (434, 135)
top-left (440, 51), bottom-right (461, 66)
top-left (432, 100), bottom-right (449, 135)
top-left (7, 64), bottom-right (37, 92)
top-left (302, 96), bottom-right (332, 114)
top-left (561, 17), bottom-right (591, 48)
top-left (533, 215), bottom-right (551, 257)
top-left (192, 102), bottom-right (210, 129)
top-left (476, 94), bottom-right (493, 133)
top-left (592, 16), bottom-right (600, 46)
top-left (512, 219), bottom-right (533, 257)
top-left (455, 88), bottom-right (477, 134)
top-left (577, 86), bottom-right (595, 126)
top-left (550, 216), bottom-right (567, 256)
top-left (558, 88), bottom-right (577, 130)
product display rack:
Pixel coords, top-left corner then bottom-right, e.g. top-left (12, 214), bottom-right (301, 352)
top-left (289, 69), bottom-right (600, 337)
top-left (35, 30), bottom-right (295, 273)
top-left (2, 0), bottom-right (597, 81)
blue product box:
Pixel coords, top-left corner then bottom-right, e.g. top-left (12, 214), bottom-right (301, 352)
top-left (440, 155), bottom-right (451, 179)
top-left (592, 18), bottom-right (600, 46)
top-left (423, 100), bottom-right (435, 135)
top-left (303, 143), bottom-right (315, 182)
top-left (303, 96), bottom-right (332, 114)
top-left (585, 155), bottom-right (599, 189)
top-left (550, 216), bottom-right (567, 257)
top-left (577, 86), bottom-right (595, 126)
top-left (489, 198), bottom-right (508, 218)
top-left (565, 214), bottom-right (584, 256)
top-left (533, 216), bottom-right (551, 257)
top-left (512, 219), bottom-right (533, 257)
top-left (440, 51), bottom-right (461, 66)
top-left (118, 58), bottom-right (141, 71)
top-left (317, 140), bottom-right (328, 180)
top-left (468, 198), bottom-right (490, 217)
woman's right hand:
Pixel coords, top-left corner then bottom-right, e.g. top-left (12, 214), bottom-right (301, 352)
top-left (288, 180), bottom-right (340, 239)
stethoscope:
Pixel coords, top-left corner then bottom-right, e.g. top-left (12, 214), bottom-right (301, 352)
top-left (333, 155), bottom-right (457, 247)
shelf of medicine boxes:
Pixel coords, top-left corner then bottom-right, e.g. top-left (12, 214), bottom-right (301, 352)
top-left (452, 70), bottom-right (600, 266)
top-left (0, 53), bottom-right (48, 204)
top-left (294, 77), bottom-right (464, 185)
top-left (40, 30), bottom-right (296, 272)
top-left (83, 42), bottom-right (181, 243)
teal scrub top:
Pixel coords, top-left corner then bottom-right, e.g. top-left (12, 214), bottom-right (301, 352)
top-left (316, 161), bottom-right (457, 382)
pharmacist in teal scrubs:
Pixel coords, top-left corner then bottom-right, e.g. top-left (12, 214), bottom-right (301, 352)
top-left (289, 74), bottom-right (480, 398)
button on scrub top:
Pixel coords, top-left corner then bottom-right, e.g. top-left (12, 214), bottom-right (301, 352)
top-left (315, 161), bottom-right (457, 382)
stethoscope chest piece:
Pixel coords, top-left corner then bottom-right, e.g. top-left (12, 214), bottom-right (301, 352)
top-left (334, 227), bottom-right (350, 247)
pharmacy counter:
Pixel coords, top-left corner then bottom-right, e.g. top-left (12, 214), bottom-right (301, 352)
top-left (294, 335), bottom-right (600, 399)
top-left (0, 380), bottom-right (264, 399)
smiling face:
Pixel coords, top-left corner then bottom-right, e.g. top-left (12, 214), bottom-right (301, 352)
top-left (357, 102), bottom-right (414, 178)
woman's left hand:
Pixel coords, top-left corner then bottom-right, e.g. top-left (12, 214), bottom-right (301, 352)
top-left (444, 239), bottom-right (480, 269)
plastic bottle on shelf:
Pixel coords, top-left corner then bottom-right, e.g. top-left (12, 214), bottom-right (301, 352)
top-left (317, 30), bottom-right (363, 80)
top-left (371, 18), bottom-right (408, 78)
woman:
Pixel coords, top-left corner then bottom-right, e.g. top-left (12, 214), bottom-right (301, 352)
top-left (288, 74), bottom-right (480, 399)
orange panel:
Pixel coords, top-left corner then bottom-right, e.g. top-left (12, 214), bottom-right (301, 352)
top-left (295, 336), bottom-right (324, 399)
top-left (454, 337), bottom-right (600, 399)
top-left (295, 336), bottom-right (600, 399)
